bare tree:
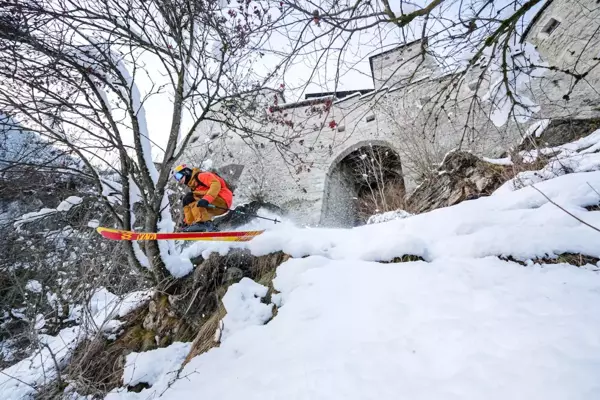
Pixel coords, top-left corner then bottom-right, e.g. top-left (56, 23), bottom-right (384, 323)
top-left (263, 0), bottom-right (600, 149)
top-left (0, 0), bottom-right (300, 286)
top-left (1, 0), bottom-right (598, 281)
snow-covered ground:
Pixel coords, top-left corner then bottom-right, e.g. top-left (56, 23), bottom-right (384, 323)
top-left (3, 132), bottom-right (600, 400)
top-left (109, 170), bottom-right (599, 398)
top-left (0, 289), bottom-right (152, 400)
top-left (184, 170), bottom-right (600, 263)
top-left (107, 256), bottom-right (600, 400)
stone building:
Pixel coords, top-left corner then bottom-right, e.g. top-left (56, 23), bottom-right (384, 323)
top-left (182, 0), bottom-right (600, 227)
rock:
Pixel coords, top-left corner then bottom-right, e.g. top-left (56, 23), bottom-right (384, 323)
top-left (406, 151), bottom-right (505, 214)
top-left (519, 118), bottom-right (600, 151)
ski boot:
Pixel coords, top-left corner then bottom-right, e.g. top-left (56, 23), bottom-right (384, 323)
top-left (182, 221), bottom-right (218, 233)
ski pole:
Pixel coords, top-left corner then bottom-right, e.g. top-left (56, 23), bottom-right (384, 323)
top-left (207, 204), bottom-right (281, 224)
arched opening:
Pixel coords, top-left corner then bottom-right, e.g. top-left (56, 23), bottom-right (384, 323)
top-left (320, 143), bottom-right (405, 227)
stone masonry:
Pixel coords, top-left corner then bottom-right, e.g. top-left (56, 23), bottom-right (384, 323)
top-left (182, 0), bottom-right (600, 227)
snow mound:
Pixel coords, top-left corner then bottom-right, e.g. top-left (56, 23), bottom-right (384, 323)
top-left (0, 327), bottom-right (82, 400)
top-left (122, 342), bottom-right (191, 388)
top-left (56, 196), bottom-right (83, 212)
top-left (186, 170), bottom-right (600, 264)
top-left (219, 278), bottom-right (273, 341)
top-left (88, 288), bottom-right (153, 330)
top-left (493, 128), bottom-right (600, 194)
top-left (107, 256), bottom-right (600, 400)
top-left (367, 209), bottom-right (413, 224)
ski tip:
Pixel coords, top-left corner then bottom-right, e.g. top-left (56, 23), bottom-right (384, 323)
top-left (96, 226), bottom-right (121, 240)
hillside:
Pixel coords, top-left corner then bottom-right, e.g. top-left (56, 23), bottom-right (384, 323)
top-left (2, 127), bottom-right (600, 399)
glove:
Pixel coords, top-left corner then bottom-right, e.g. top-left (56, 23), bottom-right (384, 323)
top-left (196, 198), bottom-right (210, 208)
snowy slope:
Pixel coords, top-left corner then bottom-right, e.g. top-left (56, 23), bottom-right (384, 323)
top-left (184, 170), bottom-right (600, 263)
top-left (108, 257), bottom-right (600, 400)
top-left (103, 170), bottom-right (600, 399)
top-left (3, 132), bottom-right (600, 399)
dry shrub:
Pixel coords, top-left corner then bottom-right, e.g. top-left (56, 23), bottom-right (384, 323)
top-left (496, 149), bottom-right (556, 191)
top-left (182, 303), bottom-right (227, 365)
top-left (64, 307), bottom-right (147, 397)
top-left (586, 204), bottom-right (600, 211)
top-left (183, 252), bottom-right (289, 365)
top-left (338, 145), bottom-right (407, 224)
top-left (500, 253), bottom-right (600, 268)
top-left (356, 180), bottom-right (407, 222)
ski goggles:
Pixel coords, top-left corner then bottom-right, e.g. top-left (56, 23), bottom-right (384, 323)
top-left (173, 171), bottom-right (185, 181)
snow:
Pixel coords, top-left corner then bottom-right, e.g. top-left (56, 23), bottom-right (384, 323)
top-left (160, 254), bottom-right (193, 278)
top-left (106, 255), bottom-right (600, 400)
top-left (100, 178), bottom-right (122, 205)
top-left (13, 208), bottom-right (57, 229)
top-left (25, 280), bottom-right (42, 293)
top-left (121, 342), bottom-right (191, 388)
top-left (219, 278), bottom-right (273, 341)
top-left (481, 42), bottom-right (547, 127)
top-left (88, 288), bottom-right (153, 330)
top-left (56, 196), bottom-right (83, 212)
top-left (0, 339), bottom-right (17, 363)
top-left (0, 287), bottom-right (153, 399)
top-left (34, 314), bottom-right (46, 330)
top-left (495, 129), bottom-right (600, 194)
top-left (105, 342), bottom-right (192, 400)
top-left (526, 118), bottom-right (551, 139)
top-left (482, 156), bottom-right (512, 165)
top-left (99, 154), bottom-right (600, 399)
top-left (87, 219), bottom-right (100, 228)
top-left (183, 170), bottom-right (600, 265)
top-left (0, 326), bottom-right (82, 400)
top-left (367, 209), bottom-right (413, 224)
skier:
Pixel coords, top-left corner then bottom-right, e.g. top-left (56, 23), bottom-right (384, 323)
top-left (172, 164), bottom-right (233, 232)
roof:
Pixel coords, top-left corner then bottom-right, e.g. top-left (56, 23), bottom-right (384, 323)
top-left (520, 0), bottom-right (555, 43)
top-left (305, 90), bottom-right (373, 100)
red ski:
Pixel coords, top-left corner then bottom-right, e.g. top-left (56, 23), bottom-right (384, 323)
top-left (96, 227), bottom-right (264, 242)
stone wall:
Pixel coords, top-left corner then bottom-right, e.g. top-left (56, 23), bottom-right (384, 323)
top-left (181, 0), bottom-right (600, 227)
top-left (525, 0), bottom-right (600, 118)
top-left (370, 40), bottom-right (438, 90)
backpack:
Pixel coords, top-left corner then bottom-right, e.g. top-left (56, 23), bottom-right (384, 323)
top-left (207, 164), bottom-right (244, 192)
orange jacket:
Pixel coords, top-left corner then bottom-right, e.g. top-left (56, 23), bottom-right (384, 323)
top-left (186, 168), bottom-right (233, 208)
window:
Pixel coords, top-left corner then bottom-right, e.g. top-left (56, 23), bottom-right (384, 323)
top-left (366, 115), bottom-right (375, 122)
top-left (542, 18), bottom-right (560, 35)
